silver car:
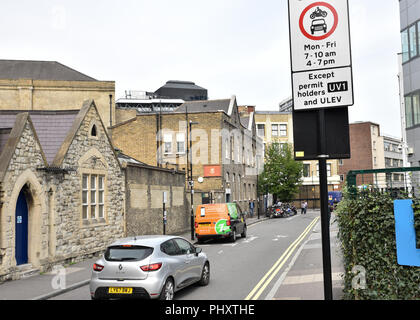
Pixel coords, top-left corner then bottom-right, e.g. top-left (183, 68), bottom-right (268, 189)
top-left (90, 235), bottom-right (210, 300)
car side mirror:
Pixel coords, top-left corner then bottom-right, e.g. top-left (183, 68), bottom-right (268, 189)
top-left (195, 247), bottom-right (202, 256)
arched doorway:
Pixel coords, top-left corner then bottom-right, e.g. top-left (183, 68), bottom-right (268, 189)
top-left (15, 189), bottom-right (29, 265)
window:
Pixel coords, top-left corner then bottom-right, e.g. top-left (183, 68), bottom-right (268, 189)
top-left (316, 164), bottom-right (331, 177)
top-left (105, 246), bottom-right (153, 262)
top-left (82, 175), bottom-right (89, 220)
top-left (271, 124), bottom-right (278, 136)
top-left (371, 126), bottom-right (377, 136)
top-left (161, 240), bottom-right (179, 256)
top-left (401, 20), bottom-right (420, 63)
top-left (173, 238), bottom-right (194, 255)
top-left (90, 175), bottom-right (97, 219)
top-left (279, 124), bottom-right (287, 137)
top-left (406, 96), bottom-right (414, 128)
top-left (91, 124), bottom-right (97, 137)
top-left (257, 124), bottom-right (265, 137)
top-left (413, 93), bottom-right (420, 125)
top-left (405, 92), bottom-right (420, 128)
top-left (409, 24), bottom-right (418, 58)
top-left (230, 137), bottom-right (234, 160)
top-left (340, 175), bottom-right (344, 182)
top-left (303, 164), bottom-right (310, 178)
top-left (82, 174), bottom-right (105, 221)
top-left (402, 29), bottom-right (409, 63)
top-left (238, 175), bottom-right (241, 200)
top-left (271, 124), bottom-right (287, 137)
top-left (98, 176), bottom-right (104, 219)
top-left (176, 133), bottom-right (185, 154)
top-left (164, 134), bottom-right (172, 154)
top-left (225, 138), bottom-right (230, 159)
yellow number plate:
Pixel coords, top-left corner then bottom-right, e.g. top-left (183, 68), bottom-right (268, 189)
top-left (108, 287), bottom-right (133, 294)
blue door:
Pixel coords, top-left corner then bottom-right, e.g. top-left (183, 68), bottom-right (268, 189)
top-left (15, 190), bottom-right (28, 265)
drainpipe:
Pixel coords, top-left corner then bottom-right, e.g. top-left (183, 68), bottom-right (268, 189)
top-left (109, 94), bottom-right (113, 128)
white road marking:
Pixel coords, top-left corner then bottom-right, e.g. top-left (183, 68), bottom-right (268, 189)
top-left (243, 236), bottom-right (258, 243)
top-left (282, 272), bottom-right (344, 285)
top-left (222, 243), bottom-right (238, 247)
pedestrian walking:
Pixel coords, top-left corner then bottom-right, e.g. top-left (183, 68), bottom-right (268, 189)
top-left (249, 200), bottom-right (255, 218)
top-left (301, 201), bottom-right (307, 214)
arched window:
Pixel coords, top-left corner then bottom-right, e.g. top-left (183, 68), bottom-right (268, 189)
top-left (91, 124), bottom-right (97, 137)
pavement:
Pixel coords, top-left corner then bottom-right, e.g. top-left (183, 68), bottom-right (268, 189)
top-left (0, 211), bottom-right (344, 300)
top-left (268, 210), bottom-right (345, 300)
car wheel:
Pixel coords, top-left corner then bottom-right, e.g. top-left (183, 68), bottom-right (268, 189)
top-left (159, 278), bottom-right (174, 300)
top-left (241, 225), bottom-right (247, 238)
top-left (198, 262), bottom-right (210, 286)
top-left (229, 229), bottom-right (236, 242)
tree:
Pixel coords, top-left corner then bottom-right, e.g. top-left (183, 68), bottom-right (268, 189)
top-left (258, 143), bottom-right (303, 202)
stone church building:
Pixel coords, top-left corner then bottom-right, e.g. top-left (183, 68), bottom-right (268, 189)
top-left (0, 100), bottom-right (125, 281)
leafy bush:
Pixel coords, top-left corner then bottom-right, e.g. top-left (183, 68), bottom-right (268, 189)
top-left (414, 200), bottom-right (420, 249)
top-left (335, 190), bottom-right (420, 300)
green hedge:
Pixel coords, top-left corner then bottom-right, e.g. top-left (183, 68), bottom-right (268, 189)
top-left (414, 200), bottom-right (420, 249)
top-left (335, 190), bottom-right (420, 300)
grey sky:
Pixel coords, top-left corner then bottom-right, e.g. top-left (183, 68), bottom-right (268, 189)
top-left (0, 0), bottom-right (403, 137)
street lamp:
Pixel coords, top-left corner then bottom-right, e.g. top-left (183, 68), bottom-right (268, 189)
top-left (188, 120), bottom-right (199, 241)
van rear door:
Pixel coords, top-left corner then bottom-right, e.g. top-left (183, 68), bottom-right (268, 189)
top-left (195, 204), bottom-right (228, 236)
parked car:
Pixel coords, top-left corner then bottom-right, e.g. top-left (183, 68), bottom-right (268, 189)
top-left (90, 235), bottom-right (210, 300)
top-left (311, 19), bottom-right (327, 34)
top-left (195, 203), bottom-right (247, 243)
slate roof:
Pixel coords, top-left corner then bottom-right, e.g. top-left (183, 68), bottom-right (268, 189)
top-left (0, 60), bottom-right (97, 81)
top-left (174, 99), bottom-right (231, 114)
top-left (0, 128), bottom-right (11, 156)
top-left (0, 110), bottom-right (79, 164)
top-left (240, 116), bottom-right (250, 129)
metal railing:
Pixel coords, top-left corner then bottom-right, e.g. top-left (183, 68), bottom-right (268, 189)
top-left (346, 167), bottom-right (420, 199)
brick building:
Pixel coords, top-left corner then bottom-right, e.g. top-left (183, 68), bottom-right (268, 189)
top-left (338, 122), bottom-right (386, 188)
top-left (111, 96), bottom-right (263, 213)
top-left (255, 111), bottom-right (341, 208)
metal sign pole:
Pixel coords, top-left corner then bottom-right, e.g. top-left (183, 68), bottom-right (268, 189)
top-left (163, 192), bottom-right (167, 235)
top-left (318, 109), bottom-right (333, 300)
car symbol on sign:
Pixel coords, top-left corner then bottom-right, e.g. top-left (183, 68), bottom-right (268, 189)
top-left (311, 19), bottom-right (327, 35)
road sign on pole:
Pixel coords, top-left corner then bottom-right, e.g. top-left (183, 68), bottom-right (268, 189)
top-left (289, 0), bottom-right (354, 111)
top-left (288, 0), bottom-right (354, 301)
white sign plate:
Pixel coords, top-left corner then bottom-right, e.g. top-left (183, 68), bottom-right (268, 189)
top-left (289, 0), bottom-right (352, 72)
top-left (292, 66), bottom-right (353, 110)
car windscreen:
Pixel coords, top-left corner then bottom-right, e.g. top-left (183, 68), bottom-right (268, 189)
top-left (104, 245), bottom-right (154, 262)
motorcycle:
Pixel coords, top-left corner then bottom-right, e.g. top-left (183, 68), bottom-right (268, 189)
top-left (269, 203), bottom-right (297, 218)
top-left (310, 7), bottom-right (328, 19)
